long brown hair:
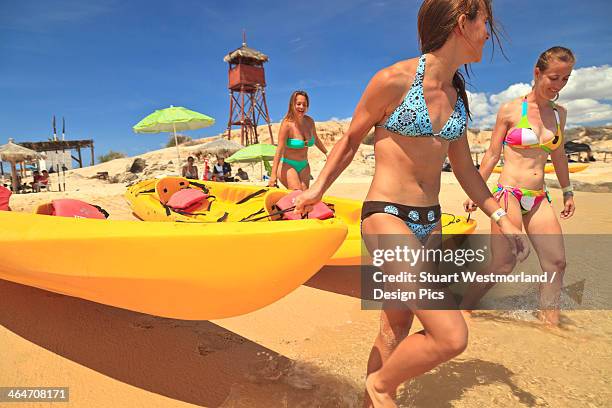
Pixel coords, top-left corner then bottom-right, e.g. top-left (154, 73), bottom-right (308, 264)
top-left (536, 46), bottom-right (575, 72)
top-left (284, 90), bottom-right (309, 122)
top-left (417, 0), bottom-right (503, 119)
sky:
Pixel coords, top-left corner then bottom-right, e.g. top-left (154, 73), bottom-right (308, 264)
top-left (1, 0), bottom-right (611, 163)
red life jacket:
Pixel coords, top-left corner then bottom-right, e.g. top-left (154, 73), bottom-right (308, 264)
top-left (166, 188), bottom-right (210, 213)
top-left (0, 185), bottom-right (11, 211)
top-left (274, 190), bottom-right (334, 220)
top-left (37, 199), bottom-right (108, 219)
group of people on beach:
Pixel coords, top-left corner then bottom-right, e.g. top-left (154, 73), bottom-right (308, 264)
top-left (264, 0), bottom-right (577, 406)
top-left (182, 155), bottom-right (248, 182)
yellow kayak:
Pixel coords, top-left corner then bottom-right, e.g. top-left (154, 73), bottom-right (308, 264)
top-left (126, 177), bottom-right (477, 266)
top-left (493, 162), bottom-right (589, 174)
top-left (0, 210), bottom-right (346, 320)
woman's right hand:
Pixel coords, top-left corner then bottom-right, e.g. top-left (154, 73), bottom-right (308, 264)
top-left (463, 199), bottom-right (478, 212)
top-left (267, 177), bottom-right (278, 188)
top-left (294, 187), bottom-right (323, 216)
top-left (497, 218), bottom-right (530, 262)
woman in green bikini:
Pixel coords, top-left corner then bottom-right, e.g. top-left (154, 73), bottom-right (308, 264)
top-left (268, 90), bottom-right (328, 189)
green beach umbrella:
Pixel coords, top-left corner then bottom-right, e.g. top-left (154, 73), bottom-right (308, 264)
top-left (226, 143), bottom-right (277, 180)
top-left (133, 105), bottom-right (215, 163)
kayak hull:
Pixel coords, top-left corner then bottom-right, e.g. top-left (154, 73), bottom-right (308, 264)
top-left (0, 211), bottom-right (347, 320)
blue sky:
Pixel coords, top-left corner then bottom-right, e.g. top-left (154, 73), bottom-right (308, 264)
top-left (1, 0), bottom-right (611, 162)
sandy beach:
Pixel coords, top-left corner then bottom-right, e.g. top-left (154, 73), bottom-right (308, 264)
top-left (1, 126), bottom-right (611, 407)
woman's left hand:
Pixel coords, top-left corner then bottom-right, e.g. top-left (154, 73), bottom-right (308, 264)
top-left (560, 195), bottom-right (575, 219)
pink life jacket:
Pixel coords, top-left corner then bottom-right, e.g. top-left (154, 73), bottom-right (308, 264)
top-left (166, 188), bottom-right (210, 213)
top-left (274, 190), bottom-right (334, 220)
top-left (38, 199), bottom-right (108, 219)
top-left (0, 185), bottom-right (11, 211)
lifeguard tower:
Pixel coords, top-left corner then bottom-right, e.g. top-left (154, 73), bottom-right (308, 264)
top-left (224, 33), bottom-right (274, 146)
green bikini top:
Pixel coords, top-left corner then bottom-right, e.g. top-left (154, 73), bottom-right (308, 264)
top-left (286, 135), bottom-right (315, 149)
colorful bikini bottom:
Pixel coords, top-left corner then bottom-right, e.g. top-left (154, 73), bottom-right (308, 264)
top-left (493, 183), bottom-right (551, 215)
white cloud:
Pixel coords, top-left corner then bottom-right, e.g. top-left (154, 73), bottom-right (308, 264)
top-left (564, 98), bottom-right (612, 124)
top-left (560, 65), bottom-right (612, 101)
top-left (328, 116), bottom-right (352, 122)
top-left (467, 65), bottom-right (612, 129)
top-left (489, 83), bottom-right (533, 107)
top-left (466, 91), bottom-right (491, 117)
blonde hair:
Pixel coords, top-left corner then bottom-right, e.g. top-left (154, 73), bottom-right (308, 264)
top-left (284, 90), bottom-right (310, 122)
top-left (536, 46), bottom-right (575, 72)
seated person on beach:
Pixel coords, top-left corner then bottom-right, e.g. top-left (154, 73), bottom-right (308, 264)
top-left (181, 156), bottom-right (199, 179)
top-left (236, 168), bottom-right (249, 181)
top-left (38, 170), bottom-right (50, 190)
top-left (30, 170), bottom-right (41, 191)
top-left (212, 156), bottom-right (232, 182)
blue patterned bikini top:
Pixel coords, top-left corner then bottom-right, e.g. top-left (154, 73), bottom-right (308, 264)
top-left (376, 54), bottom-right (467, 141)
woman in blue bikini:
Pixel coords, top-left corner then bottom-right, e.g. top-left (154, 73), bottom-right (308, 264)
top-left (295, 1), bottom-right (529, 406)
top-left (268, 90), bottom-right (328, 189)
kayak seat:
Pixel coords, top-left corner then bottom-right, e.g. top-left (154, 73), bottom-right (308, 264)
top-left (156, 176), bottom-right (190, 205)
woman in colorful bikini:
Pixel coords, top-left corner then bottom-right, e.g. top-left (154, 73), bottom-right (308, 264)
top-left (463, 47), bottom-right (576, 325)
top-left (268, 90), bottom-right (328, 189)
top-left (294, 1), bottom-right (529, 406)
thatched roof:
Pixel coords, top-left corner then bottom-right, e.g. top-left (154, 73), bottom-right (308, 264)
top-left (224, 43), bottom-right (269, 63)
top-left (0, 138), bottom-right (45, 162)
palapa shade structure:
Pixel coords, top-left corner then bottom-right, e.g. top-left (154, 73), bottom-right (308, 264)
top-left (0, 138), bottom-right (45, 192)
top-left (195, 138), bottom-right (244, 158)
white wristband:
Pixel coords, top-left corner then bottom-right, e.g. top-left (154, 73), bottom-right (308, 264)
top-left (491, 208), bottom-right (507, 223)
top-left (562, 185), bottom-right (573, 193)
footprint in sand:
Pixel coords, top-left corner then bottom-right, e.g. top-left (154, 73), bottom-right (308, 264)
top-left (197, 345), bottom-right (215, 356)
top-left (131, 319), bottom-right (155, 329)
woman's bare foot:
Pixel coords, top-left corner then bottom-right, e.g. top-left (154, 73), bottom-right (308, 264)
top-left (538, 310), bottom-right (560, 327)
top-left (365, 373), bottom-right (397, 408)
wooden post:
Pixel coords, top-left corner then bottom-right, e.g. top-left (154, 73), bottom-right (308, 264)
top-left (91, 144), bottom-right (95, 165)
top-left (261, 87), bottom-right (274, 145)
top-left (10, 161), bottom-right (18, 192)
top-left (77, 147), bottom-right (83, 168)
top-left (227, 91), bottom-right (234, 140)
top-left (250, 92), bottom-right (259, 144)
top-left (240, 86), bottom-right (245, 146)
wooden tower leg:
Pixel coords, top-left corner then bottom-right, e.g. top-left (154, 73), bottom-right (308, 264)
top-left (227, 91), bottom-right (234, 140)
top-left (249, 92), bottom-right (259, 144)
top-left (260, 87), bottom-right (274, 145)
top-left (240, 87), bottom-right (246, 146)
